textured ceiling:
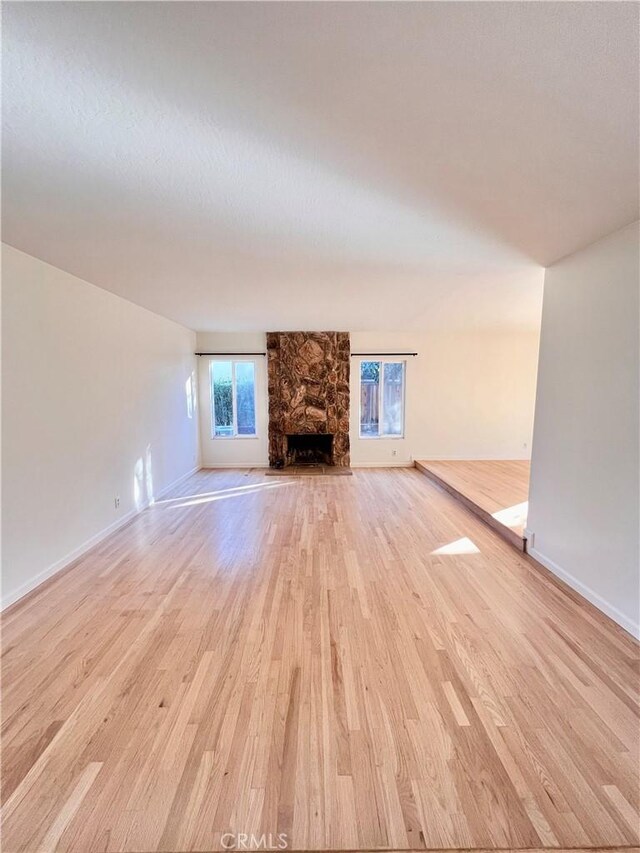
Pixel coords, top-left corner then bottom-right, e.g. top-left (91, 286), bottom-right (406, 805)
top-left (3, 2), bottom-right (638, 331)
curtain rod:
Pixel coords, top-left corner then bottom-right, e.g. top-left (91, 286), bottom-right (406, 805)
top-left (195, 350), bottom-right (417, 357)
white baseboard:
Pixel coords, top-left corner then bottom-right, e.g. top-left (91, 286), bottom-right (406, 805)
top-left (1, 465), bottom-right (201, 612)
top-left (202, 461), bottom-right (415, 470)
top-left (152, 465), bottom-right (201, 500)
top-left (528, 547), bottom-right (640, 640)
top-left (351, 460), bottom-right (415, 468)
top-left (414, 455), bottom-right (531, 462)
top-left (200, 462), bottom-right (269, 469)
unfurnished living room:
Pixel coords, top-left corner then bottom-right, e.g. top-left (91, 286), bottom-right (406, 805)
top-left (1, 2), bottom-right (639, 852)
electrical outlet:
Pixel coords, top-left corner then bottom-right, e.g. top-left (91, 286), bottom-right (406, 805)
top-left (392, 449), bottom-right (397, 456)
top-left (114, 496), bottom-right (120, 510)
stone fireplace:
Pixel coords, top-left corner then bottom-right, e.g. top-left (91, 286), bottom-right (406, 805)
top-left (267, 332), bottom-right (350, 467)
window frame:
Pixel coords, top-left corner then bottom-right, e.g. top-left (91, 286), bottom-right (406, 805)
top-left (209, 358), bottom-right (258, 440)
top-left (358, 358), bottom-right (406, 440)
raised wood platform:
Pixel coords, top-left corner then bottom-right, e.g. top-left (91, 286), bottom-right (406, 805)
top-left (415, 459), bottom-right (530, 551)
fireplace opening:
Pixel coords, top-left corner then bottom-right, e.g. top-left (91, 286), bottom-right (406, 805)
top-left (286, 434), bottom-right (333, 466)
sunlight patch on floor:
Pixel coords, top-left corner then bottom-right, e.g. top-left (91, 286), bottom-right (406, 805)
top-left (154, 480), bottom-right (289, 505)
top-left (492, 500), bottom-right (528, 530)
top-left (155, 481), bottom-right (295, 510)
top-left (431, 536), bottom-right (480, 555)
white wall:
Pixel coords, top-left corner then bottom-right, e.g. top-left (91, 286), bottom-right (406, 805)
top-left (527, 222), bottom-right (640, 638)
top-left (350, 331), bottom-right (539, 466)
top-left (196, 329), bottom-right (540, 467)
top-left (2, 245), bottom-right (199, 608)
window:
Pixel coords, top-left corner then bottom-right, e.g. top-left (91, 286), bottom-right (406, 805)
top-left (210, 360), bottom-right (256, 437)
top-left (359, 360), bottom-right (405, 438)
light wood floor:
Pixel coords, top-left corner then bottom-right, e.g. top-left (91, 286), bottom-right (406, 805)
top-left (2, 469), bottom-right (638, 852)
top-left (416, 460), bottom-right (530, 549)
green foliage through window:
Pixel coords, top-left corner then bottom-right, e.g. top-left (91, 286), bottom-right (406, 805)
top-left (211, 361), bottom-right (256, 437)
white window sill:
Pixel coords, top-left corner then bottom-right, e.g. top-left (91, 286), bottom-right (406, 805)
top-left (210, 435), bottom-right (259, 440)
top-left (358, 435), bottom-right (405, 440)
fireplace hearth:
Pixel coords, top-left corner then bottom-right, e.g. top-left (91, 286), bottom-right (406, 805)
top-left (286, 433), bottom-right (333, 466)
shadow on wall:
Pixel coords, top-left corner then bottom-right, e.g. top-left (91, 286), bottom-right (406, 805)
top-left (134, 444), bottom-right (155, 511)
top-left (186, 370), bottom-right (196, 419)
top-left (133, 369), bottom-right (197, 512)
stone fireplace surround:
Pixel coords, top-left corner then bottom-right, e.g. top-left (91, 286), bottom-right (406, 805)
top-left (267, 331), bottom-right (350, 467)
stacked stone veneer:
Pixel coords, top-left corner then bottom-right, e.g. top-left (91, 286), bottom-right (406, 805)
top-left (267, 332), bottom-right (350, 467)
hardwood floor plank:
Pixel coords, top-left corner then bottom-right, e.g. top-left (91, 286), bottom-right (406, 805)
top-left (2, 468), bottom-right (638, 852)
